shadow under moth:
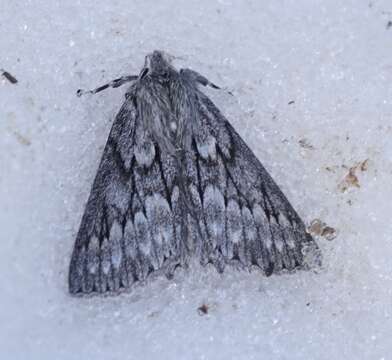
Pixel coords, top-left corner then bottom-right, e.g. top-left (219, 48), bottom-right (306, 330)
top-left (69, 50), bottom-right (320, 295)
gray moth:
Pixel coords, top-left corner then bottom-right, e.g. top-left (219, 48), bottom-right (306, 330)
top-left (69, 50), bottom-right (320, 295)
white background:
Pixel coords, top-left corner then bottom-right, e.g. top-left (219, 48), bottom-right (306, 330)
top-left (1, 0), bottom-right (391, 359)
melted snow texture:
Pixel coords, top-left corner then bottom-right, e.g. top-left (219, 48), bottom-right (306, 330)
top-left (1, 0), bottom-right (391, 359)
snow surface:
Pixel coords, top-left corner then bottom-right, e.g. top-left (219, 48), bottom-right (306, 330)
top-left (1, 0), bottom-right (392, 359)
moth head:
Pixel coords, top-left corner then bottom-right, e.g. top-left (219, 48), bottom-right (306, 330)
top-left (141, 50), bottom-right (175, 78)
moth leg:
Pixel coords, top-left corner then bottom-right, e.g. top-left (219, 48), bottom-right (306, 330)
top-left (180, 68), bottom-right (221, 89)
top-left (180, 68), bottom-right (233, 95)
top-left (77, 75), bottom-right (138, 97)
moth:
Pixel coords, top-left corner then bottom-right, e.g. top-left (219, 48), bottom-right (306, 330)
top-left (69, 50), bottom-right (320, 295)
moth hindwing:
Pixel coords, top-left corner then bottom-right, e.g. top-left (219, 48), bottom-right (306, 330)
top-left (69, 50), bottom-right (320, 295)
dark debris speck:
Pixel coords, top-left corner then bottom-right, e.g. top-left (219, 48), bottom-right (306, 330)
top-left (197, 304), bottom-right (209, 315)
top-left (1, 69), bottom-right (18, 84)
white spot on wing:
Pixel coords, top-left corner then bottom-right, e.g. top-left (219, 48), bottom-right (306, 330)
top-left (226, 199), bottom-right (242, 244)
top-left (135, 141), bottom-right (156, 167)
top-left (189, 184), bottom-right (202, 208)
top-left (170, 121), bottom-right (177, 132)
top-left (196, 136), bottom-right (216, 160)
top-left (203, 185), bottom-right (225, 242)
top-left (286, 237), bottom-right (296, 249)
top-left (278, 213), bottom-right (291, 227)
top-left (278, 213), bottom-right (296, 248)
top-left (253, 204), bottom-right (268, 225)
top-left (253, 204), bottom-right (273, 249)
top-left (124, 219), bottom-right (137, 258)
top-left (89, 236), bottom-right (99, 251)
top-left (242, 206), bottom-right (256, 241)
top-left (105, 181), bottom-right (130, 213)
top-left (101, 238), bottom-right (111, 275)
top-left (109, 220), bottom-right (122, 269)
top-left (171, 185), bottom-right (179, 203)
top-left (87, 236), bottom-right (99, 274)
top-left (145, 193), bottom-right (173, 248)
top-left (134, 211), bottom-right (151, 255)
top-left (275, 237), bottom-right (284, 252)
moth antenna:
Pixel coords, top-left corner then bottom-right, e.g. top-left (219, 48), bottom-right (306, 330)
top-left (76, 75), bottom-right (138, 97)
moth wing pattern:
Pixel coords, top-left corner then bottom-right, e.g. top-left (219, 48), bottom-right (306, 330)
top-left (184, 86), bottom-right (320, 275)
top-left (70, 51), bottom-right (320, 296)
top-left (69, 97), bottom-right (186, 295)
